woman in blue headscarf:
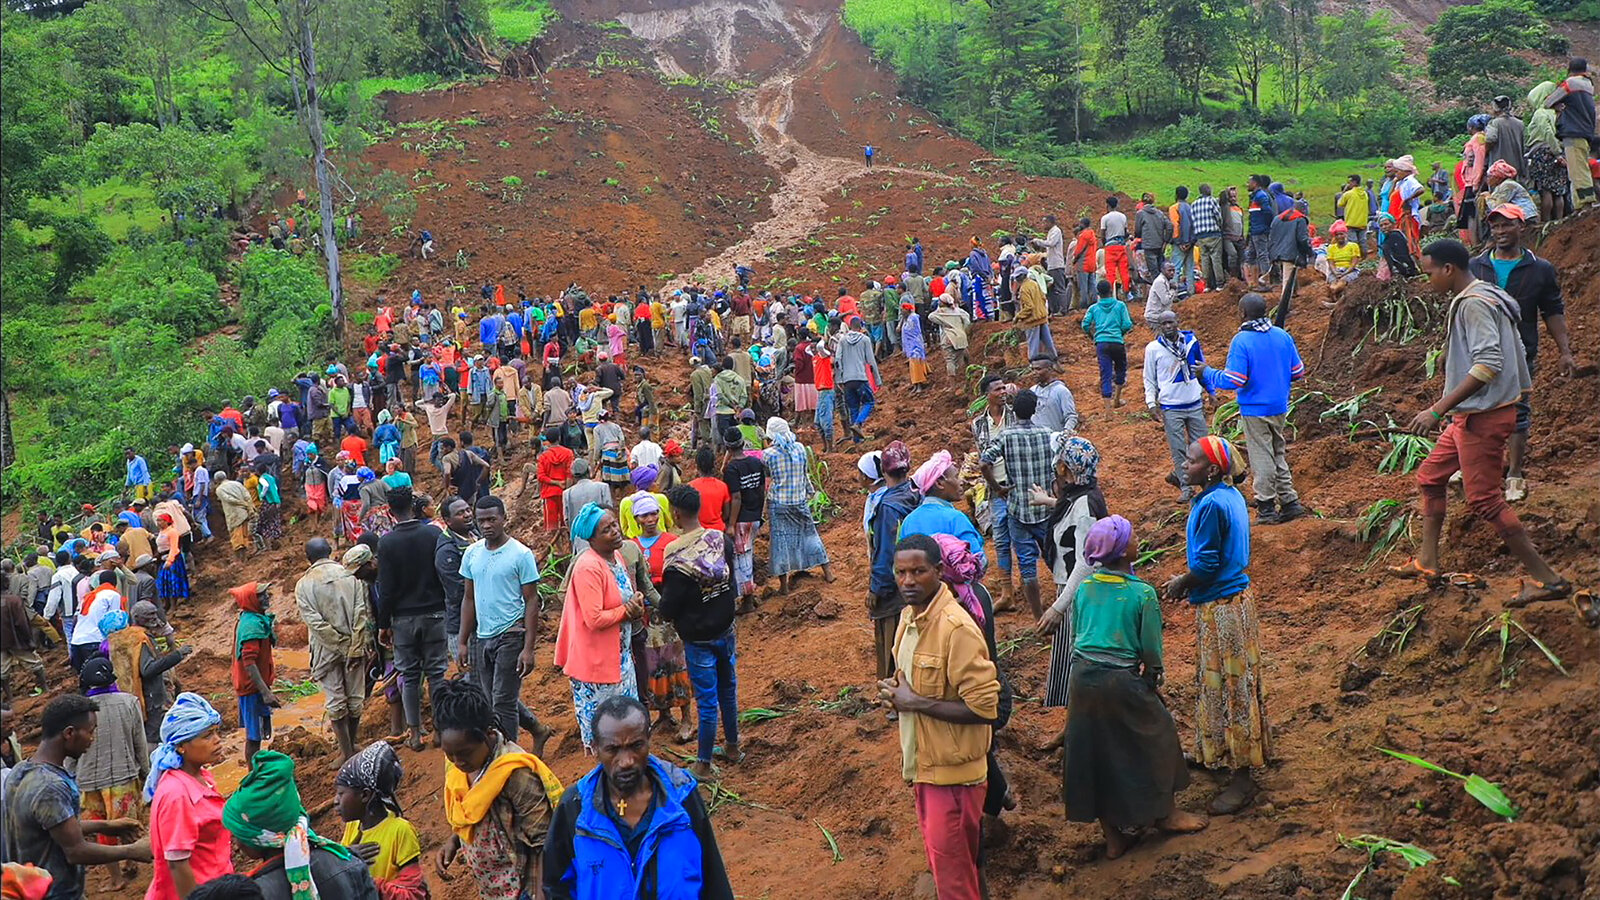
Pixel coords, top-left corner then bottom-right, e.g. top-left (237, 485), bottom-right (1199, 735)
top-left (145, 693), bottom-right (234, 895)
top-left (552, 504), bottom-right (645, 751)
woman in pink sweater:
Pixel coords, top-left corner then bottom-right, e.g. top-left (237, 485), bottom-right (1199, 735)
top-left (554, 503), bottom-right (644, 751)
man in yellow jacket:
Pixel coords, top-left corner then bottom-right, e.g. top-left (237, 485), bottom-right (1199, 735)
top-left (880, 533), bottom-right (1000, 900)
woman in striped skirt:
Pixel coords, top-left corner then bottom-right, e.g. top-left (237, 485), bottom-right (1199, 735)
top-left (1031, 436), bottom-right (1108, 746)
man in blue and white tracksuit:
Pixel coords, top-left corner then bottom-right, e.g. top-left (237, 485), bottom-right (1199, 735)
top-left (1144, 310), bottom-right (1212, 501)
top-left (1200, 293), bottom-right (1309, 525)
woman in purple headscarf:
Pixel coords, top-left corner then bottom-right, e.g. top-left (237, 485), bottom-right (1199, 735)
top-left (1060, 515), bottom-right (1207, 858)
top-left (618, 463), bottom-right (675, 538)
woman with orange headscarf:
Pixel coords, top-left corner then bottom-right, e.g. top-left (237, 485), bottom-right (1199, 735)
top-left (1161, 435), bottom-right (1269, 818)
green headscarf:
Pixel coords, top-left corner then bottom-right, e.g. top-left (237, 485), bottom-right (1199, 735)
top-left (223, 751), bottom-right (350, 900)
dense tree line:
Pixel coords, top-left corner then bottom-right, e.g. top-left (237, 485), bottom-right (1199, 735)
top-left (844, 0), bottom-right (1575, 159)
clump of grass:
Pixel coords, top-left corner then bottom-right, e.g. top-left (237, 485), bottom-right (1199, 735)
top-left (1465, 610), bottom-right (1570, 688)
top-left (816, 821), bottom-right (844, 864)
top-left (1357, 499), bottom-right (1413, 569)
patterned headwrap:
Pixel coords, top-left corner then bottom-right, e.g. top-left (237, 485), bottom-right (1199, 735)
top-left (97, 609), bottom-right (130, 637)
top-left (911, 450), bottom-right (955, 495)
top-left (933, 533), bottom-right (986, 626)
top-left (629, 465), bottom-right (660, 490)
top-left (631, 493), bottom-right (661, 517)
top-left (1378, 212), bottom-right (1397, 225)
top-left (882, 440), bottom-right (911, 475)
top-left (1197, 435), bottom-right (1245, 479)
top-left (1084, 515), bottom-right (1134, 566)
top-left (143, 692), bottom-right (222, 800)
top-left (223, 751), bottom-right (351, 900)
top-left (1055, 436), bottom-right (1100, 486)
top-left (1486, 159), bottom-right (1518, 181)
top-left (335, 741), bottom-right (404, 814)
top-left (570, 502), bottom-right (606, 543)
top-left (1391, 154), bottom-right (1417, 175)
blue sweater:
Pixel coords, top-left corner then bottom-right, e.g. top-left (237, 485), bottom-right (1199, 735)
top-left (1186, 482), bottom-right (1251, 605)
top-left (869, 481), bottom-right (921, 599)
top-left (1201, 326), bottom-right (1305, 416)
top-left (899, 496), bottom-right (985, 558)
top-left (1081, 297), bottom-right (1134, 344)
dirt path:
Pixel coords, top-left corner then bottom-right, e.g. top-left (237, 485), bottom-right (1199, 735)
top-left (612, 0), bottom-right (958, 286)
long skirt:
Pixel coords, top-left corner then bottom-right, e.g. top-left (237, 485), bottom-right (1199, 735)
top-left (767, 501), bottom-right (828, 576)
top-left (1042, 584), bottom-right (1075, 707)
top-left (643, 621), bottom-right (692, 713)
top-left (340, 502), bottom-right (364, 542)
top-left (1062, 660), bottom-right (1189, 826)
top-left (1194, 591), bottom-right (1271, 770)
top-left (570, 643), bottom-right (639, 749)
top-left (599, 446), bottom-right (630, 485)
top-left (793, 383), bottom-right (818, 412)
top-left (157, 554), bottom-right (190, 602)
top-left (908, 357), bottom-right (928, 385)
top-left (305, 482), bottom-right (329, 514)
top-left (254, 503), bottom-right (284, 542)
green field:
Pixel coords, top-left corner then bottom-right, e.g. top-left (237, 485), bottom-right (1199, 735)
top-left (1076, 148), bottom-right (1457, 224)
top-left (22, 178), bottom-right (167, 242)
top-left (486, 0), bottom-right (557, 43)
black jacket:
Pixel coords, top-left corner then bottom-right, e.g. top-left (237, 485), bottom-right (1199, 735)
top-left (375, 519), bottom-right (445, 627)
top-left (1468, 249), bottom-right (1563, 360)
top-left (657, 557), bottom-right (737, 644)
top-left (252, 847), bottom-right (378, 900)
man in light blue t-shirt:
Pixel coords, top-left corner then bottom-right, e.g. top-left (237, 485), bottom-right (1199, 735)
top-left (458, 494), bottom-right (550, 754)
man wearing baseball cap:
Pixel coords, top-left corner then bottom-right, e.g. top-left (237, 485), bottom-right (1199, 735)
top-left (1467, 204), bottom-right (1574, 503)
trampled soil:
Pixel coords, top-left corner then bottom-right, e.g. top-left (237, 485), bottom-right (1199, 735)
top-left (24, 2), bottom-right (1596, 897)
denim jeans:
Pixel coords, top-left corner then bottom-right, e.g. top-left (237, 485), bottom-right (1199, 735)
top-left (1094, 342), bottom-right (1127, 397)
top-left (814, 389), bottom-right (836, 441)
top-left (842, 381), bottom-right (874, 427)
top-left (391, 612), bottom-right (448, 730)
top-left (988, 497), bottom-right (1013, 575)
top-left (684, 628), bottom-right (739, 763)
top-left (190, 495), bottom-right (213, 538)
top-left (1169, 243), bottom-right (1195, 292)
top-left (1006, 514), bottom-right (1049, 584)
top-left (331, 415), bottom-right (357, 441)
top-left (473, 628), bottom-right (536, 741)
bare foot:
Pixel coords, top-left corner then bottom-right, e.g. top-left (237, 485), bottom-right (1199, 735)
top-left (674, 722), bottom-right (696, 744)
top-left (1156, 810), bottom-right (1209, 833)
top-left (531, 723), bottom-right (554, 759)
top-left (1100, 823), bottom-right (1138, 860)
top-left (688, 760), bottom-right (715, 781)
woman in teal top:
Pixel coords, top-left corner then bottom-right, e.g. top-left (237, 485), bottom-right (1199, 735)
top-left (1062, 515), bottom-right (1206, 858)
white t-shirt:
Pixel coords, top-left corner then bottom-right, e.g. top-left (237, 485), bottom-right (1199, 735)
top-left (1100, 210), bottom-right (1129, 242)
top-left (630, 440), bottom-right (664, 470)
top-left (72, 587), bottom-right (123, 646)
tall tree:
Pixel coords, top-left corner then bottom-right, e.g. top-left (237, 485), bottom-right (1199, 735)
top-left (1426, 0), bottom-right (1563, 104)
top-left (1314, 8), bottom-right (1403, 109)
top-left (178, 0), bottom-right (352, 333)
top-left (1230, 0), bottom-right (1284, 111)
top-left (1280, 0), bottom-right (1319, 114)
top-left (1164, 0), bottom-right (1241, 108)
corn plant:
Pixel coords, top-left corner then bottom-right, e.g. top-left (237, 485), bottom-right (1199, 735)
top-left (1321, 387), bottom-right (1384, 437)
top-left (1337, 833), bottom-right (1440, 900)
top-left (1134, 541), bottom-right (1176, 568)
top-left (1210, 399), bottom-right (1243, 441)
top-left (816, 821), bottom-right (844, 863)
top-left (738, 707), bottom-right (792, 724)
top-left (1376, 747), bottom-right (1519, 820)
top-left (1379, 434), bottom-right (1434, 475)
top-left (1357, 499), bottom-right (1413, 569)
top-left (1372, 604), bottom-right (1425, 655)
top-left (807, 451), bottom-right (836, 524)
top-left (1466, 610), bottom-right (1570, 688)
top-left (1423, 346), bottom-right (1444, 378)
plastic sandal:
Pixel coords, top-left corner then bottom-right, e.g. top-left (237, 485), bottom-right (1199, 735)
top-left (1386, 558), bottom-right (1441, 584)
top-left (1505, 577), bottom-right (1574, 609)
top-left (1443, 572), bottom-right (1488, 590)
top-left (1571, 591), bottom-right (1599, 628)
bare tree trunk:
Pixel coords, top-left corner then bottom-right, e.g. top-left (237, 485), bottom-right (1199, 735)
top-left (297, 0), bottom-right (344, 338)
top-left (0, 390), bottom-right (14, 475)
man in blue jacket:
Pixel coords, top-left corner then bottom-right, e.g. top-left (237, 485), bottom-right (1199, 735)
top-left (543, 696), bottom-right (734, 900)
top-left (1200, 294), bottom-right (1308, 524)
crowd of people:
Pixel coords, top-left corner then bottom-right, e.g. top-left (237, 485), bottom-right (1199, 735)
top-left (0, 58), bottom-right (1591, 900)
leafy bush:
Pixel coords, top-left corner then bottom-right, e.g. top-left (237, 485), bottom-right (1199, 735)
top-left (236, 247), bottom-right (331, 346)
top-left (1125, 115), bottom-right (1270, 159)
top-left (345, 252), bottom-right (401, 287)
top-left (78, 242), bottom-right (223, 341)
top-left (1278, 97), bottom-right (1415, 159)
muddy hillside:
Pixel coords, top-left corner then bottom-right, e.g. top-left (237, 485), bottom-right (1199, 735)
top-left (20, 0), bottom-right (1595, 898)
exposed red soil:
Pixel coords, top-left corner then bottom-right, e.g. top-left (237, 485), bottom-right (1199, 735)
top-left (16, 2), bottom-right (1596, 898)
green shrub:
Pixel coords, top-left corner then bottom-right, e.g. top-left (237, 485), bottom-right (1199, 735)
top-left (236, 247), bottom-right (331, 346)
top-left (345, 252), bottom-right (401, 288)
top-left (1125, 115), bottom-right (1270, 159)
top-left (78, 243), bottom-right (223, 341)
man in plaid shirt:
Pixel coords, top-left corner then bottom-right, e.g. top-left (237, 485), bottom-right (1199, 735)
top-left (1191, 183), bottom-right (1226, 294)
top-left (979, 389), bottom-right (1054, 617)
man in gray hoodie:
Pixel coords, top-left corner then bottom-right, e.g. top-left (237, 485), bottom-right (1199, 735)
top-left (835, 317), bottom-right (881, 443)
top-left (1400, 239), bottom-right (1569, 608)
